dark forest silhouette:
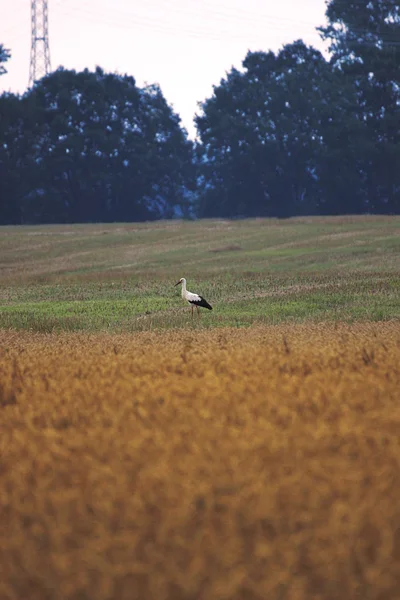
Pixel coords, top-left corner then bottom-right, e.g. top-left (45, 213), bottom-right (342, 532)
top-left (1, 0), bottom-right (399, 224)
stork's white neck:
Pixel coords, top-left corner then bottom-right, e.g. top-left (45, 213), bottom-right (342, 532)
top-left (181, 278), bottom-right (187, 297)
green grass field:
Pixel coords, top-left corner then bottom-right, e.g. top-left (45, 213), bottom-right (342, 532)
top-left (0, 215), bottom-right (399, 332)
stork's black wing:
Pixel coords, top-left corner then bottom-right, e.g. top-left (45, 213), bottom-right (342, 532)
top-left (189, 296), bottom-right (212, 310)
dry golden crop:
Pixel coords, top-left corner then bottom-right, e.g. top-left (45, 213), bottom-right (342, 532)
top-left (1, 322), bottom-right (400, 600)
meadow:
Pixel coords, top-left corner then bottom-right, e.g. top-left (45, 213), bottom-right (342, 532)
top-left (0, 216), bottom-right (400, 600)
top-left (0, 215), bottom-right (399, 331)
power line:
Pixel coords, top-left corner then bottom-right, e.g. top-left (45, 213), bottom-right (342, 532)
top-left (56, 0), bottom-right (400, 47)
top-left (57, 1), bottom-right (322, 46)
top-left (77, 0), bottom-right (322, 35)
top-left (165, 0), bottom-right (325, 29)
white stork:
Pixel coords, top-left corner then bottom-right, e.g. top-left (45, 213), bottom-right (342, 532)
top-left (174, 277), bottom-right (213, 317)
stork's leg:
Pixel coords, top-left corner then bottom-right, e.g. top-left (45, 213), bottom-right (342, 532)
top-left (191, 305), bottom-right (194, 318)
top-left (197, 306), bottom-right (200, 318)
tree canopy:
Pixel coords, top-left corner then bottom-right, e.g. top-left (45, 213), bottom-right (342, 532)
top-left (319, 0), bottom-right (400, 213)
top-left (195, 41), bottom-right (367, 217)
top-left (0, 67), bottom-right (195, 224)
top-left (0, 44), bottom-right (10, 76)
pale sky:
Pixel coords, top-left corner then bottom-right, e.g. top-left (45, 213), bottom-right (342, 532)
top-left (1, 0), bottom-right (329, 137)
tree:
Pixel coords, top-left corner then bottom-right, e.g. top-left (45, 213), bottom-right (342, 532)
top-left (0, 44), bottom-right (10, 76)
top-left (195, 41), bottom-right (366, 218)
top-left (319, 0), bottom-right (400, 213)
top-left (0, 67), bottom-right (195, 224)
top-left (0, 92), bottom-right (30, 224)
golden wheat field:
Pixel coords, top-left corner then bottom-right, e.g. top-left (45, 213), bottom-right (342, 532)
top-left (1, 322), bottom-right (400, 600)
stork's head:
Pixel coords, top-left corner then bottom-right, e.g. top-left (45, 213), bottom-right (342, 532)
top-left (174, 277), bottom-right (185, 286)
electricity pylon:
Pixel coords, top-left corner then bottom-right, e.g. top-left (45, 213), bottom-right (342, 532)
top-left (29, 0), bottom-right (51, 87)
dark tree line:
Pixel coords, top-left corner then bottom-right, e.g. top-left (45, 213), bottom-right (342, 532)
top-left (195, 41), bottom-right (368, 217)
top-left (0, 66), bottom-right (195, 224)
top-left (196, 0), bottom-right (400, 217)
top-left (1, 0), bottom-right (399, 224)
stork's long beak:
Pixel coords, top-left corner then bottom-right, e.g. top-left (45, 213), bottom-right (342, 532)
top-left (174, 280), bottom-right (181, 287)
